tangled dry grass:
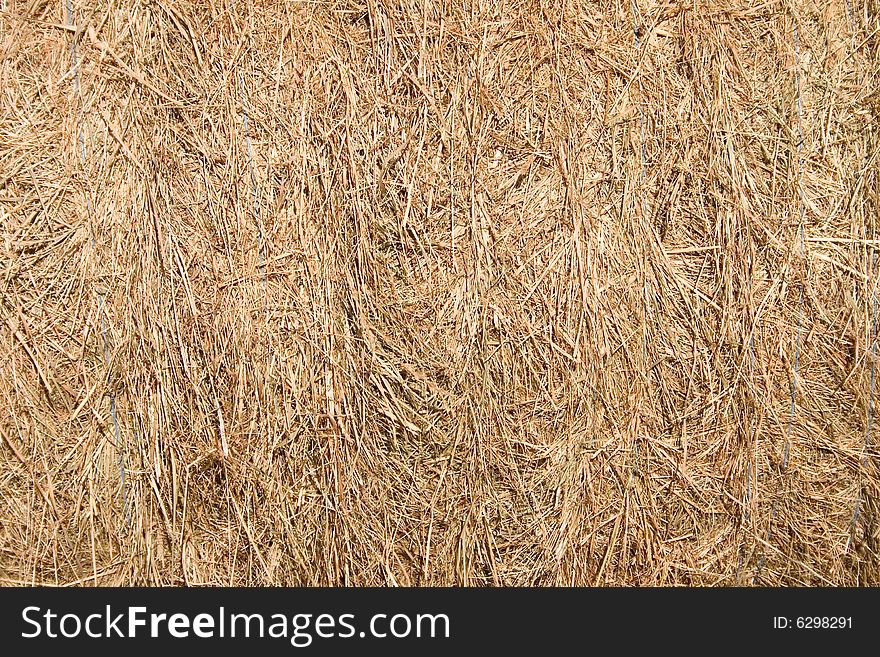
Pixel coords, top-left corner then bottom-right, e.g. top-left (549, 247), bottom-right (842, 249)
top-left (0, 0), bottom-right (878, 586)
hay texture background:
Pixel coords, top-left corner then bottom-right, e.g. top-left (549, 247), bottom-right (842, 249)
top-left (1, 0), bottom-right (879, 585)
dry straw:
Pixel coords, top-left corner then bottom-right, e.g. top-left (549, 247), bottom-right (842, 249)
top-left (1, 0), bottom-right (878, 585)
top-left (65, 0), bottom-right (129, 527)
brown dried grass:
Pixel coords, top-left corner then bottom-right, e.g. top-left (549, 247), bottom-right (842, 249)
top-left (0, 0), bottom-right (878, 585)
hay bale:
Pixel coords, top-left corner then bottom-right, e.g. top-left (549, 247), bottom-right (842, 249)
top-left (0, 0), bottom-right (878, 585)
